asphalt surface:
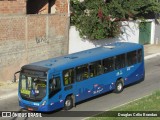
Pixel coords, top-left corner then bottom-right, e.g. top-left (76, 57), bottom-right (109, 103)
top-left (0, 55), bottom-right (160, 120)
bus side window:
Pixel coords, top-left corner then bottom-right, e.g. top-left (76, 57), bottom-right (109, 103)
top-left (137, 49), bottom-right (142, 63)
top-left (103, 57), bottom-right (114, 73)
top-left (49, 77), bottom-right (61, 98)
top-left (63, 68), bottom-right (74, 86)
top-left (52, 77), bottom-right (61, 90)
top-left (97, 62), bottom-right (104, 75)
top-left (89, 60), bottom-right (102, 78)
top-left (127, 50), bottom-right (137, 66)
top-left (76, 64), bottom-right (88, 81)
top-left (115, 54), bottom-right (125, 70)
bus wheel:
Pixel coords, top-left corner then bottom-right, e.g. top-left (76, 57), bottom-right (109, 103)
top-left (115, 80), bottom-right (123, 93)
top-left (64, 96), bottom-right (73, 110)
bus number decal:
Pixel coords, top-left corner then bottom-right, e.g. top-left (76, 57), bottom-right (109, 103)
top-left (33, 103), bottom-right (40, 106)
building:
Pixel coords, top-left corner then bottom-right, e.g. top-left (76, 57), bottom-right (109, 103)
top-left (0, 0), bottom-right (70, 82)
top-left (0, 0), bottom-right (68, 15)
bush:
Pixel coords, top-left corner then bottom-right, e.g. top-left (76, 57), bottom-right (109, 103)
top-left (70, 0), bottom-right (160, 40)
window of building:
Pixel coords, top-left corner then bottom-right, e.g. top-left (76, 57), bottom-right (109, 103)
top-left (76, 64), bottom-right (89, 81)
top-left (27, 0), bottom-right (56, 14)
top-left (63, 68), bottom-right (74, 86)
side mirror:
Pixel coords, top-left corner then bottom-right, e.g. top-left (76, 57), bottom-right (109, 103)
top-left (13, 71), bottom-right (20, 83)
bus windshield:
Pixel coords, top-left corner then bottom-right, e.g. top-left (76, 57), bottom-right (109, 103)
top-left (19, 74), bottom-right (47, 102)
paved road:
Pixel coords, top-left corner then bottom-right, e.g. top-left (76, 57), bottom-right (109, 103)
top-left (0, 55), bottom-right (160, 120)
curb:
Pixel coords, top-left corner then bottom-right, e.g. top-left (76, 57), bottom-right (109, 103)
top-left (0, 53), bottom-right (160, 100)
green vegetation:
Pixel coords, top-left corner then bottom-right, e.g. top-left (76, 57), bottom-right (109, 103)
top-left (88, 90), bottom-right (160, 120)
top-left (70, 0), bottom-right (160, 40)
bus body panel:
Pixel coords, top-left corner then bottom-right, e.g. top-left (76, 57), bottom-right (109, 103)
top-left (74, 67), bottom-right (125, 102)
top-left (124, 63), bottom-right (145, 85)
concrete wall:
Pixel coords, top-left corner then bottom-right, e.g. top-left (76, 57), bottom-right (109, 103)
top-left (155, 24), bottom-right (160, 44)
top-left (0, 14), bottom-right (69, 82)
top-left (69, 21), bottom-right (139, 53)
top-left (150, 19), bottom-right (156, 44)
top-left (69, 20), bottom-right (155, 53)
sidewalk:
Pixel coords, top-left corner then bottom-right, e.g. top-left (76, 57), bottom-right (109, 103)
top-left (144, 44), bottom-right (160, 56)
top-left (0, 44), bottom-right (160, 100)
top-left (144, 44), bottom-right (160, 60)
top-left (0, 82), bottom-right (18, 100)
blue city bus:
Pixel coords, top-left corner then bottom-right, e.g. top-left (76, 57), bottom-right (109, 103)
top-left (17, 42), bottom-right (145, 112)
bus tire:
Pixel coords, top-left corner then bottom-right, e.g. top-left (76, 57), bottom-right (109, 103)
top-left (114, 80), bottom-right (123, 93)
top-left (64, 96), bottom-right (73, 110)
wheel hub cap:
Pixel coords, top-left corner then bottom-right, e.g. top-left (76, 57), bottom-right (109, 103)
top-left (65, 100), bottom-right (71, 107)
top-left (117, 83), bottom-right (122, 91)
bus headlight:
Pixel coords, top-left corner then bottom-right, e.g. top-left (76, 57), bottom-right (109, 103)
top-left (41, 100), bottom-right (46, 106)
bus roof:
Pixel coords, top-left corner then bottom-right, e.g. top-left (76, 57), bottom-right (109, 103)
top-left (25, 42), bottom-right (143, 72)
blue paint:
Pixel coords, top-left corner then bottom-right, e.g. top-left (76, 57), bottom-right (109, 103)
top-left (18, 42), bottom-right (145, 112)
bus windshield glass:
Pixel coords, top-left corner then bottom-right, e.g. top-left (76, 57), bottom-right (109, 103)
top-left (19, 74), bottom-right (47, 102)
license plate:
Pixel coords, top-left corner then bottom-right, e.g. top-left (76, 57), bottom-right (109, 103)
top-left (28, 107), bottom-right (33, 111)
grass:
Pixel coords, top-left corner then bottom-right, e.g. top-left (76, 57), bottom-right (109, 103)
top-left (88, 90), bottom-right (160, 120)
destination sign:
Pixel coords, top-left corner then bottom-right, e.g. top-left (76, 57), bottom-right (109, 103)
top-left (22, 70), bottom-right (47, 77)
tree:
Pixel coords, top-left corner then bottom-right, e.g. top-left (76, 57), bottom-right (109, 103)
top-left (70, 0), bottom-right (160, 40)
